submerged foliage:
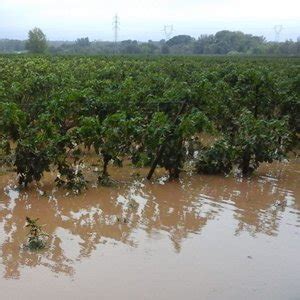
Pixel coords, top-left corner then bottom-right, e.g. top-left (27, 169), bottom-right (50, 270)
top-left (0, 55), bottom-right (299, 186)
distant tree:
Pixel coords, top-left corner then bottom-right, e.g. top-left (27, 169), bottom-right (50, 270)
top-left (141, 42), bottom-right (158, 54)
top-left (166, 35), bottom-right (194, 47)
top-left (193, 31), bottom-right (266, 55)
top-left (25, 28), bottom-right (47, 54)
top-left (251, 45), bottom-right (267, 55)
top-left (0, 39), bottom-right (26, 53)
top-left (75, 37), bottom-right (91, 47)
top-left (161, 44), bottom-right (170, 54)
top-left (120, 40), bottom-right (141, 54)
top-left (193, 35), bottom-right (214, 54)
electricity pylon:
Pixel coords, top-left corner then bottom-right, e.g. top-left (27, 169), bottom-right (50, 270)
top-left (113, 14), bottom-right (120, 53)
top-left (163, 25), bottom-right (174, 41)
top-left (274, 25), bottom-right (283, 42)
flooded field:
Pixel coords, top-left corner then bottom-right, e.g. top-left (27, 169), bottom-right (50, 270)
top-left (0, 161), bottom-right (299, 300)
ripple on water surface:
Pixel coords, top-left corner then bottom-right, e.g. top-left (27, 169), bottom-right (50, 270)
top-left (0, 161), bottom-right (299, 300)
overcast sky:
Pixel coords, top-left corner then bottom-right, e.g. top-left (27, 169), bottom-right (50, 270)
top-left (0, 0), bottom-right (299, 41)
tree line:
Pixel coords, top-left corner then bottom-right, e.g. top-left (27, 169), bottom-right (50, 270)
top-left (0, 27), bottom-right (299, 56)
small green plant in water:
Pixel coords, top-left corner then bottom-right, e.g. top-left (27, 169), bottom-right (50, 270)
top-left (128, 200), bottom-right (138, 210)
top-left (116, 216), bottom-right (128, 224)
top-left (98, 175), bottom-right (117, 187)
top-left (25, 217), bottom-right (49, 250)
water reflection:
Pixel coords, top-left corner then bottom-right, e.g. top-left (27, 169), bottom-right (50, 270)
top-left (0, 161), bottom-right (299, 279)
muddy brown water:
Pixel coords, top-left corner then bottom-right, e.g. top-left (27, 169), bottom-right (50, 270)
top-left (0, 161), bottom-right (299, 300)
